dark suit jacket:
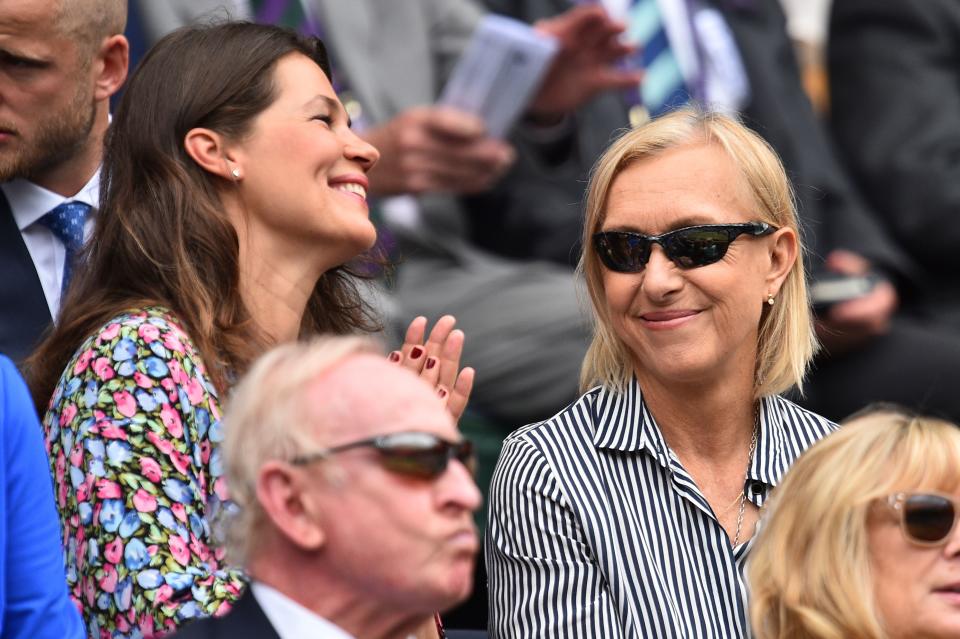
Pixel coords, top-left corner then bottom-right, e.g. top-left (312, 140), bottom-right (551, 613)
top-left (469, 0), bottom-right (918, 288)
top-left (167, 590), bottom-right (280, 639)
top-left (0, 191), bottom-right (53, 363)
top-left (829, 0), bottom-right (960, 318)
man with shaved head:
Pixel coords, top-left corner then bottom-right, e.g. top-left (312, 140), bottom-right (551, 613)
top-left (171, 336), bottom-right (482, 639)
top-left (0, 0), bottom-right (128, 361)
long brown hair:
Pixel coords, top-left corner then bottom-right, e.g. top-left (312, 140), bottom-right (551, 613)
top-left (27, 22), bottom-right (381, 410)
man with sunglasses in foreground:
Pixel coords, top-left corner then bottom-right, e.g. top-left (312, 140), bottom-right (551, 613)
top-left (171, 336), bottom-right (482, 639)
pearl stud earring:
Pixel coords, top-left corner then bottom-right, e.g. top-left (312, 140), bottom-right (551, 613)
top-left (231, 168), bottom-right (241, 179)
top-left (766, 294), bottom-right (776, 306)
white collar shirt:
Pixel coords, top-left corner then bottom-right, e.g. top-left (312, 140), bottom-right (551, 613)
top-left (251, 582), bottom-right (357, 639)
top-left (1, 172), bottom-right (98, 318)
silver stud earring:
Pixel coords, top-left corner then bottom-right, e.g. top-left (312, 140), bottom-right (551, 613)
top-left (766, 294), bottom-right (776, 306)
top-left (231, 168), bottom-right (241, 179)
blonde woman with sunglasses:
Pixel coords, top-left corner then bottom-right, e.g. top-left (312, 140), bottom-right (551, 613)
top-left (486, 107), bottom-right (836, 638)
top-left (749, 406), bottom-right (960, 639)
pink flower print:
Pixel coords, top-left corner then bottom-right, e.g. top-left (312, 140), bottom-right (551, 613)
top-left (189, 534), bottom-right (209, 562)
top-left (73, 349), bottom-right (95, 375)
top-left (133, 489), bottom-right (157, 512)
top-left (171, 503), bottom-right (187, 522)
top-left (140, 457), bottom-right (162, 483)
top-left (138, 323), bottom-right (160, 343)
top-left (76, 479), bottom-right (90, 502)
top-left (154, 584), bottom-right (173, 605)
top-left (185, 377), bottom-right (204, 406)
top-left (146, 431), bottom-right (173, 455)
top-left (169, 449), bottom-right (190, 475)
top-left (100, 425), bottom-right (128, 440)
top-left (95, 479), bottom-right (122, 500)
top-left (160, 404), bottom-right (183, 438)
top-left (147, 544), bottom-right (158, 556)
top-left (163, 330), bottom-right (184, 353)
top-left (167, 359), bottom-right (187, 386)
top-left (98, 564), bottom-right (118, 593)
top-left (104, 537), bottom-right (124, 564)
top-left (138, 614), bottom-right (155, 637)
top-left (200, 440), bottom-right (211, 465)
top-left (59, 403), bottom-right (78, 427)
top-left (93, 409), bottom-right (107, 421)
top-left (113, 391), bottom-right (136, 418)
top-left (93, 357), bottom-right (116, 381)
top-left (214, 477), bottom-right (230, 502)
top-left (116, 616), bottom-right (131, 634)
top-left (101, 323), bottom-right (121, 341)
top-left (134, 371), bottom-right (154, 389)
top-left (169, 535), bottom-right (190, 566)
top-left (210, 400), bottom-right (221, 422)
top-left (69, 444), bottom-right (83, 468)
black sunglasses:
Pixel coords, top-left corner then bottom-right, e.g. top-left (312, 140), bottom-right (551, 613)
top-left (886, 492), bottom-right (960, 546)
top-left (291, 431), bottom-right (477, 480)
top-left (593, 222), bottom-right (776, 272)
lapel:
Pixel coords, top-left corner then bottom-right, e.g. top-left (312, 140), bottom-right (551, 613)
top-left (314, 0), bottom-right (436, 123)
top-left (0, 190), bottom-right (52, 362)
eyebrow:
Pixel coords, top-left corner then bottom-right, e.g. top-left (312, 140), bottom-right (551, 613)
top-left (304, 94), bottom-right (353, 128)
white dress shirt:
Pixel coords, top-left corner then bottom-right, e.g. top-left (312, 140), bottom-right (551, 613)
top-left (1, 174), bottom-right (98, 319)
top-left (251, 582), bottom-right (357, 639)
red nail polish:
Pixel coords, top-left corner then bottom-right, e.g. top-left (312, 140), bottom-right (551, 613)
top-left (425, 357), bottom-right (437, 370)
top-left (388, 351), bottom-right (401, 362)
top-left (410, 346), bottom-right (424, 359)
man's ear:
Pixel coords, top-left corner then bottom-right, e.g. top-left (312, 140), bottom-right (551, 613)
top-left (93, 34), bottom-right (129, 102)
top-left (256, 462), bottom-right (326, 551)
top-left (184, 128), bottom-right (239, 181)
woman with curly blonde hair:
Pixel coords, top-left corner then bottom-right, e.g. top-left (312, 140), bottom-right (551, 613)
top-left (749, 405), bottom-right (960, 639)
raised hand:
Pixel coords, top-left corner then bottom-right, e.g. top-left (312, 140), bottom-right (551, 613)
top-left (389, 315), bottom-right (475, 421)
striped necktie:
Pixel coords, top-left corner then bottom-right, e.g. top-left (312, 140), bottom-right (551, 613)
top-left (37, 201), bottom-right (91, 294)
top-left (627, 0), bottom-right (690, 121)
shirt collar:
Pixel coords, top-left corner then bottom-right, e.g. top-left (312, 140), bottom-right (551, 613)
top-left (1, 169), bottom-right (100, 231)
top-left (251, 582), bottom-right (357, 639)
top-left (590, 378), bottom-right (790, 489)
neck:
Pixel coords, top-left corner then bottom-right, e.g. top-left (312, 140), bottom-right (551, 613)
top-left (29, 104), bottom-right (109, 197)
top-left (251, 560), bottom-right (430, 639)
top-left (636, 367), bottom-right (758, 463)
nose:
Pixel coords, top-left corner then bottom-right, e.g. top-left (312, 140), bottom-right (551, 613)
top-left (342, 128), bottom-right (379, 171)
top-left (436, 458), bottom-right (483, 514)
top-left (641, 244), bottom-right (684, 301)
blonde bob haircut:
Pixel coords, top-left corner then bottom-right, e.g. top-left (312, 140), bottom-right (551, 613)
top-left (578, 107), bottom-right (816, 397)
top-left (748, 406), bottom-right (960, 639)
top-left (221, 335), bottom-right (382, 566)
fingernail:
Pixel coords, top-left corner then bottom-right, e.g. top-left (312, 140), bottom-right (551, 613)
top-left (425, 356), bottom-right (437, 370)
top-left (410, 346), bottom-right (423, 360)
top-left (437, 387), bottom-right (448, 398)
top-left (388, 351), bottom-right (401, 362)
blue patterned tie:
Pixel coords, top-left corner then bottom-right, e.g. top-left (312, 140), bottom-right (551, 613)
top-left (37, 201), bottom-right (91, 294)
top-left (627, 0), bottom-right (690, 121)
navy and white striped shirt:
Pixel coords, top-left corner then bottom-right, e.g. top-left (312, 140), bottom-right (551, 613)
top-left (486, 379), bottom-right (836, 638)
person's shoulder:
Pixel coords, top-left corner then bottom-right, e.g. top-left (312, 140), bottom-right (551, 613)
top-left (769, 394), bottom-right (839, 441)
top-left (503, 385), bottom-right (604, 447)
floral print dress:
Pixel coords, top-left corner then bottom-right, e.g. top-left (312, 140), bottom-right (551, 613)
top-left (42, 307), bottom-right (245, 638)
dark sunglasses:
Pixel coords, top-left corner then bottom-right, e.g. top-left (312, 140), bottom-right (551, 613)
top-left (291, 431), bottom-right (477, 480)
top-left (886, 492), bottom-right (960, 546)
top-left (593, 222), bottom-right (776, 272)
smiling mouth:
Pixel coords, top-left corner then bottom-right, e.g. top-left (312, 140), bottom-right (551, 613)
top-left (332, 182), bottom-right (367, 201)
top-left (639, 310), bottom-right (700, 322)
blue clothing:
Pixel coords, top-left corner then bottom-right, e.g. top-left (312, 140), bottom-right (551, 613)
top-left (0, 355), bottom-right (83, 639)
